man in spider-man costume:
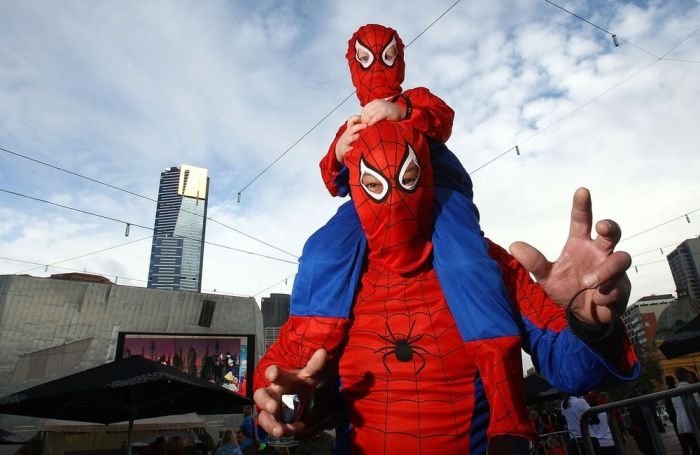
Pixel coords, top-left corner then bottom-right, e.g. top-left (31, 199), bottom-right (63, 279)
top-left (311, 23), bottom-right (535, 442)
top-left (254, 121), bottom-right (639, 454)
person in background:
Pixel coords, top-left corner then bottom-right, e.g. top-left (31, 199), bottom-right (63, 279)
top-left (214, 430), bottom-right (242, 455)
top-left (147, 436), bottom-right (167, 455)
top-left (665, 375), bottom-right (680, 439)
top-left (166, 437), bottom-right (185, 455)
top-left (561, 395), bottom-right (599, 454)
top-left (588, 395), bottom-right (615, 455)
top-left (235, 430), bottom-right (254, 455)
top-left (671, 368), bottom-right (700, 455)
top-left (546, 437), bottom-right (566, 455)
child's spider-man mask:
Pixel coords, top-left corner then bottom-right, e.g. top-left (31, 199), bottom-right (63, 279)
top-left (346, 24), bottom-right (405, 107)
top-left (345, 121), bottom-right (433, 274)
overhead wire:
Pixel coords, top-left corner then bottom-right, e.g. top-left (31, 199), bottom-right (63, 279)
top-left (470, 24), bottom-right (699, 175)
top-left (0, 254), bottom-right (258, 295)
top-left (0, 255), bottom-right (148, 284)
top-left (620, 208), bottom-right (700, 243)
top-left (0, 187), bottom-right (298, 266)
top-left (239, 2), bottom-right (699, 294)
top-left (8, 236), bottom-right (153, 275)
top-left (1, 145), bottom-right (298, 259)
top-left (253, 273), bottom-right (298, 298)
top-left (543, 0), bottom-right (662, 58)
top-left (0, 146), bottom-right (153, 202)
top-left (233, 0), bottom-right (464, 202)
top-left (3, 3), bottom-right (696, 296)
top-left (0, 188), bottom-right (152, 231)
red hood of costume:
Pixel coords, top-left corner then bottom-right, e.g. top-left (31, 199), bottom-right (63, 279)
top-left (345, 121), bottom-right (433, 274)
top-left (346, 24), bottom-right (405, 106)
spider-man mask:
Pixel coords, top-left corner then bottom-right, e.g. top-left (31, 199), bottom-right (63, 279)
top-left (345, 121), bottom-right (434, 275)
top-left (347, 24), bottom-right (405, 107)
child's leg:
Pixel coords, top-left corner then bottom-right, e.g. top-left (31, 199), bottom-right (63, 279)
top-left (290, 200), bottom-right (367, 318)
top-left (430, 141), bottom-right (519, 340)
top-left (430, 141), bottom-right (532, 439)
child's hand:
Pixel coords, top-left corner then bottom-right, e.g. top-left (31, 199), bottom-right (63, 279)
top-left (335, 115), bottom-right (366, 164)
top-left (361, 99), bottom-right (405, 125)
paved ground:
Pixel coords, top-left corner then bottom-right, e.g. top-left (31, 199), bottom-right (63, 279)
top-left (618, 430), bottom-right (684, 454)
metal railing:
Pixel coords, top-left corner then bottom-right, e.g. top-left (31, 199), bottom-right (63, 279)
top-left (579, 382), bottom-right (700, 455)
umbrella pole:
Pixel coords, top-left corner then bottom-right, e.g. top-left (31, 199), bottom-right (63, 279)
top-left (127, 418), bottom-right (134, 455)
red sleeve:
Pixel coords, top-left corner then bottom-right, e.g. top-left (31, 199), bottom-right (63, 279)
top-left (396, 87), bottom-right (454, 143)
top-left (486, 238), bottom-right (567, 332)
top-left (254, 315), bottom-right (350, 391)
top-left (319, 123), bottom-right (348, 197)
top-left (320, 87), bottom-right (454, 197)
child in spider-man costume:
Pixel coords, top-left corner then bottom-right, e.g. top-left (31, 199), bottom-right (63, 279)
top-left (297, 23), bottom-right (532, 441)
top-left (255, 121), bottom-right (639, 454)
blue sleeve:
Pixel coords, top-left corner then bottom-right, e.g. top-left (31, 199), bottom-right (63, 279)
top-left (521, 318), bottom-right (640, 394)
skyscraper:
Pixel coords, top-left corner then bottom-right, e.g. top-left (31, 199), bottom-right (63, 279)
top-left (261, 293), bottom-right (290, 328)
top-left (261, 293), bottom-right (290, 349)
top-left (667, 237), bottom-right (700, 301)
top-left (147, 165), bottom-right (209, 292)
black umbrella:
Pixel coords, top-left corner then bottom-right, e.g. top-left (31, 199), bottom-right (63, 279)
top-left (0, 428), bottom-right (28, 445)
top-left (0, 355), bottom-right (251, 454)
top-left (525, 373), bottom-right (563, 404)
top-left (659, 315), bottom-right (700, 359)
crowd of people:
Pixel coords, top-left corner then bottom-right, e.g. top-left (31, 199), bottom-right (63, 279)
top-left (522, 367), bottom-right (699, 455)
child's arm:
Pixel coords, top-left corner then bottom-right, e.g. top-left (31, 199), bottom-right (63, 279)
top-left (320, 87), bottom-right (455, 197)
top-left (391, 87), bottom-right (454, 142)
top-left (319, 119), bottom-right (363, 197)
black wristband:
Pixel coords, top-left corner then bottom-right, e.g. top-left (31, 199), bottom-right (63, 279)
top-left (565, 287), bottom-right (624, 363)
top-left (402, 94), bottom-right (413, 119)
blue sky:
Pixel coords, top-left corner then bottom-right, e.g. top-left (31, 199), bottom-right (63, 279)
top-left (1, 0), bottom-right (699, 310)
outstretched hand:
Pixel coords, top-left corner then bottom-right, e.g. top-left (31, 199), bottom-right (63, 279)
top-left (254, 349), bottom-right (328, 438)
top-left (509, 187), bottom-right (631, 325)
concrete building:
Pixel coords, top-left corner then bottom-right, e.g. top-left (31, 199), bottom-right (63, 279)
top-left (667, 237), bottom-right (700, 303)
top-left (147, 165), bottom-right (209, 292)
top-left (0, 274), bottom-right (264, 436)
top-left (622, 294), bottom-right (676, 346)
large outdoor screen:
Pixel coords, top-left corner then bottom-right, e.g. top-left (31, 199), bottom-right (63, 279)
top-left (115, 332), bottom-right (254, 398)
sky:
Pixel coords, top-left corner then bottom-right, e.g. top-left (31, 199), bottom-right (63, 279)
top-left (1, 1), bottom-right (699, 319)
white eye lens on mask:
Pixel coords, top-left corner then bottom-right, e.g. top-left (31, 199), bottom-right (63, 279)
top-left (397, 144), bottom-right (421, 191)
top-left (355, 41), bottom-right (374, 69)
top-left (360, 158), bottom-right (390, 201)
top-left (382, 36), bottom-right (398, 67)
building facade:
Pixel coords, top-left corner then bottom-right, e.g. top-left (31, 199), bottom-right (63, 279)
top-left (622, 294), bottom-right (676, 346)
top-left (667, 237), bottom-right (700, 302)
top-left (0, 274), bottom-right (264, 397)
top-left (147, 165), bottom-right (209, 292)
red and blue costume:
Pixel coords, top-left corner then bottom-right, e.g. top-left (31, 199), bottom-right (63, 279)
top-left (255, 121), bottom-right (638, 454)
top-left (307, 23), bottom-right (534, 441)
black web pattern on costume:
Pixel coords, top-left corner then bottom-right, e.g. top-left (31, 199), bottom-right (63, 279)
top-left (350, 130), bottom-right (433, 252)
top-left (340, 266), bottom-right (475, 453)
top-left (355, 26), bottom-right (400, 99)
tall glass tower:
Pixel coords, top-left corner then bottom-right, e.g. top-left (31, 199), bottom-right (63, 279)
top-left (147, 165), bottom-right (209, 292)
top-left (667, 237), bottom-right (700, 301)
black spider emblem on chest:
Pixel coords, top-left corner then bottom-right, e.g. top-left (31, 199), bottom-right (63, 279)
top-left (374, 320), bottom-right (430, 375)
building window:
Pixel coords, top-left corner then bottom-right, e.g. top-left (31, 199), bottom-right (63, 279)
top-left (198, 300), bottom-right (216, 327)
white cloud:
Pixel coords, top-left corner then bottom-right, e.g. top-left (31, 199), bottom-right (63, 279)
top-left (1, 0), bottom-right (699, 365)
